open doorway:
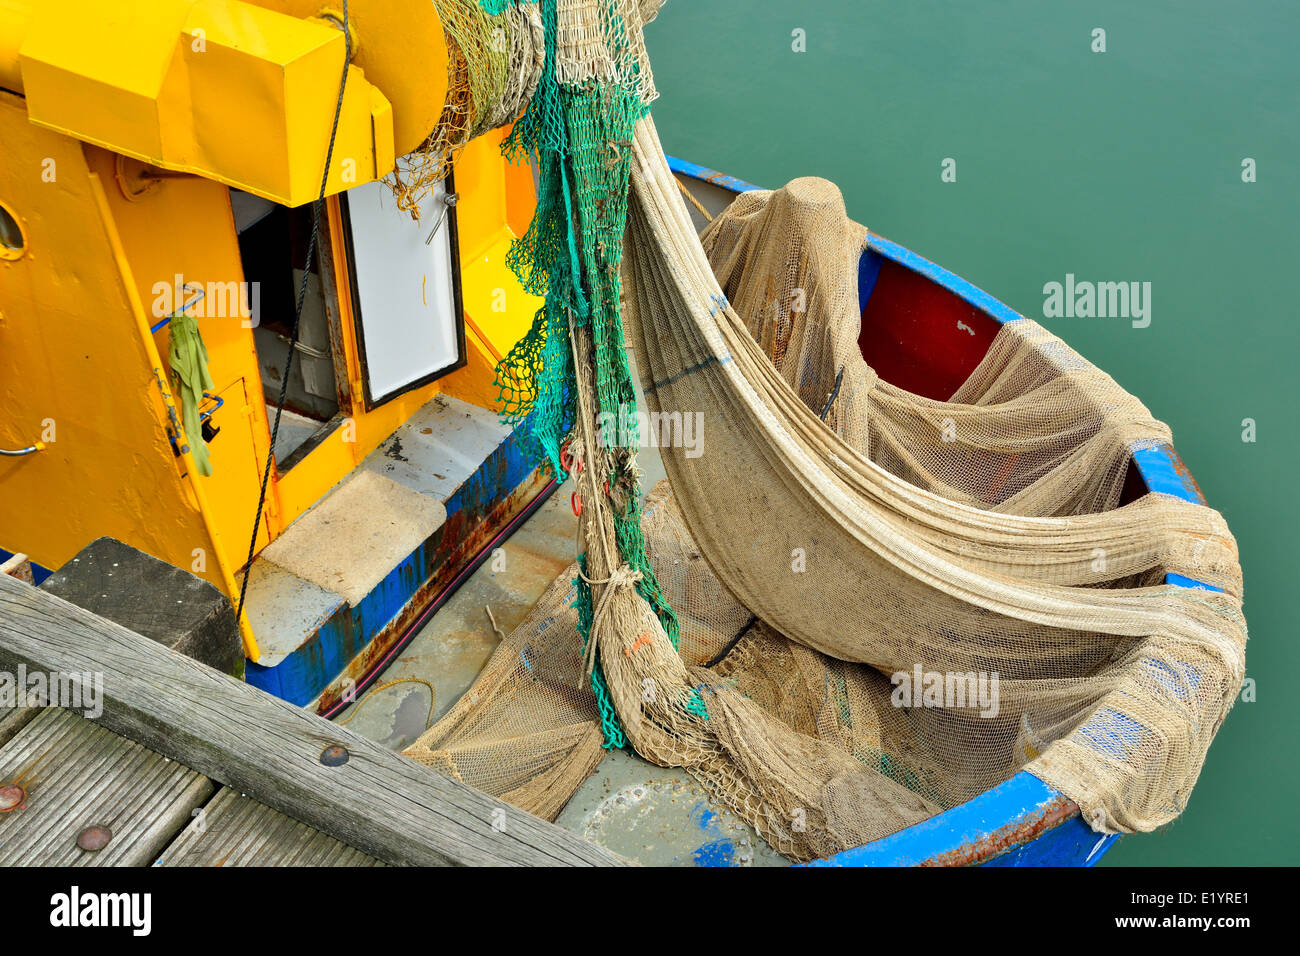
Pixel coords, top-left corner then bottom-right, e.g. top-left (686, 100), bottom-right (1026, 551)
top-left (229, 189), bottom-right (345, 469)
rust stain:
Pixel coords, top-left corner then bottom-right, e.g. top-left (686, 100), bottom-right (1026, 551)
top-left (314, 470), bottom-right (551, 715)
top-left (918, 795), bottom-right (1079, 867)
top-left (0, 783), bottom-right (26, 813)
top-left (701, 170), bottom-right (743, 189)
top-left (1166, 447), bottom-right (1208, 504)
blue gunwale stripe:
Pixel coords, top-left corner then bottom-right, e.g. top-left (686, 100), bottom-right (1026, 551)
top-left (671, 154), bottom-right (1219, 866)
top-left (863, 234), bottom-right (1025, 326)
top-left (665, 155), bottom-right (763, 194)
top-left (806, 772), bottom-right (1116, 867)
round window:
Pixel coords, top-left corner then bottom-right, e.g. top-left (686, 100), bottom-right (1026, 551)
top-left (1, 202), bottom-right (26, 259)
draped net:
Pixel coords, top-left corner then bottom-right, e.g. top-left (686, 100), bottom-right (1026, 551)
top-left (403, 0), bottom-right (1246, 863)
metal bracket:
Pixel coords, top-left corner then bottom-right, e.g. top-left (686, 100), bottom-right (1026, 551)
top-left (424, 191), bottom-right (459, 245)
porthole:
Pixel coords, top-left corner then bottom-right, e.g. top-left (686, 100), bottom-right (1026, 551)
top-left (0, 201), bottom-right (26, 260)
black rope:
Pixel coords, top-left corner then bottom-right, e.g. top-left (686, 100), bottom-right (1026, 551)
top-left (704, 614), bottom-right (758, 669)
top-left (235, 1), bottom-right (352, 626)
top-left (819, 365), bottom-right (844, 422)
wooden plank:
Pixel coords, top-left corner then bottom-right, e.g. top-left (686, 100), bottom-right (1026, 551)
top-left (158, 787), bottom-right (382, 867)
top-left (0, 552), bottom-right (34, 584)
top-left (0, 706), bottom-right (40, 748)
top-left (0, 709), bottom-right (213, 865)
top-left (0, 573), bottom-right (625, 866)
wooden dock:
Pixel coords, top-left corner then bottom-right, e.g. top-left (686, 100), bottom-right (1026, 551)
top-left (0, 572), bottom-right (625, 867)
top-left (0, 706), bottom-right (380, 866)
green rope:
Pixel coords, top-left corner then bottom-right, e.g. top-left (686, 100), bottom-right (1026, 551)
top-left (575, 555), bottom-right (625, 749)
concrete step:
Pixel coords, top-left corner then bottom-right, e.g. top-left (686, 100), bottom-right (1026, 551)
top-left (243, 394), bottom-right (548, 707)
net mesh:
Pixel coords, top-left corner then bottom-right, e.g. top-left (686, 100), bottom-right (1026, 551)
top-left (485, 0), bottom-right (677, 746)
top-left (388, 0), bottom-right (544, 218)
top-left (403, 0), bottom-right (1246, 863)
top-left (698, 179), bottom-right (1169, 517)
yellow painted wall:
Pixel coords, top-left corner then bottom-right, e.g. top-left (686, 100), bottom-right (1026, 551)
top-left (0, 88), bottom-right (539, 622)
top-left (0, 91), bottom-right (220, 581)
top-left (16, 0), bottom-right (400, 207)
top-left (84, 147), bottom-right (278, 565)
top-left (439, 128), bottom-right (541, 410)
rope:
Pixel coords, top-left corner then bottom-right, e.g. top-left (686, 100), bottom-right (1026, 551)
top-left (335, 677), bottom-right (437, 730)
top-left (485, 604), bottom-right (506, 640)
top-left (674, 174), bottom-right (713, 222)
top-left (234, 1), bottom-right (352, 627)
top-left (576, 563), bottom-right (643, 677)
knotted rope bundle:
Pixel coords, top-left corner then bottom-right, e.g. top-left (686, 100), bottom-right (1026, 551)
top-left (388, 0), bottom-right (545, 218)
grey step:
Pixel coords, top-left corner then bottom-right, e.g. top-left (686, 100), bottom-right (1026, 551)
top-left (245, 394), bottom-right (510, 667)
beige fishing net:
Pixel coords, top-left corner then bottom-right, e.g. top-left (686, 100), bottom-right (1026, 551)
top-left (699, 179), bottom-right (1171, 517)
top-left (405, 2), bottom-right (1246, 864)
top-left (388, 0), bottom-right (545, 218)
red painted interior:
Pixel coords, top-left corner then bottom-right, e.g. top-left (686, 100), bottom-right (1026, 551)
top-left (858, 257), bottom-right (1001, 401)
top-left (859, 256), bottom-right (1145, 505)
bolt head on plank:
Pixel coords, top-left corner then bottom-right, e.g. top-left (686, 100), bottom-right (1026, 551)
top-left (0, 783), bottom-right (25, 812)
top-left (320, 744), bottom-right (349, 766)
top-left (76, 825), bottom-right (113, 851)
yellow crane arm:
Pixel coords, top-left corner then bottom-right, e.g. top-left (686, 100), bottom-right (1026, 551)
top-left (0, 0), bottom-right (448, 207)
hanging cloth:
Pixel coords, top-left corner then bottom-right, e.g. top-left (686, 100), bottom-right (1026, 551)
top-left (167, 311), bottom-right (215, 477)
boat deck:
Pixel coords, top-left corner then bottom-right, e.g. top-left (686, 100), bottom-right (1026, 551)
top-left (0, 707), bottom-right (381, 866)
top-left (334, 483), bottom-right (791, 866)
top-left (331, 351), bottom-right (793, 867)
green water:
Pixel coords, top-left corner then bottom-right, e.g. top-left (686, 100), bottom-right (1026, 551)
top-left (645, 0), bottom-right (1298, 866)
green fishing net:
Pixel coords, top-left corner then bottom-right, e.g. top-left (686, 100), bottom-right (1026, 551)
top-left (491, 0), bottom-right (677, 746)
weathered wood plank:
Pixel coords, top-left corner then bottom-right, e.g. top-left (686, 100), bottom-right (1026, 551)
top-left (158, 787), bottom-right (382, 867)
top-left (0, 706), bottom-right (40, 748)
top-left (0, 709), bottom-right (213, 865)
top-left (0, 573), bottom-right (624, 866)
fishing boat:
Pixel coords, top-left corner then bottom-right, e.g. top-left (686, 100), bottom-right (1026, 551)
top-left (0, 0), bottom-right (1239, 868)
top-left (659, 158), bottom-right (1217, 866)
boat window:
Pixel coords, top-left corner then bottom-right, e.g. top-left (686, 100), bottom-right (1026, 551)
top-left (0, 201), bottom-right (25, 259)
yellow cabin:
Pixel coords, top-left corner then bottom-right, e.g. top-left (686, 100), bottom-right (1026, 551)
top-left (0, 0), bottom-right (549, 706)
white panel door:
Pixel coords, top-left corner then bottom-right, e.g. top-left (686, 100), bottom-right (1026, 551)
top-left (344, 176), bottom-right (462, 406)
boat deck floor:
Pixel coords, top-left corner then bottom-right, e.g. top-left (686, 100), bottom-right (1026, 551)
top-left (332, 352), bottom-right (791, 867)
